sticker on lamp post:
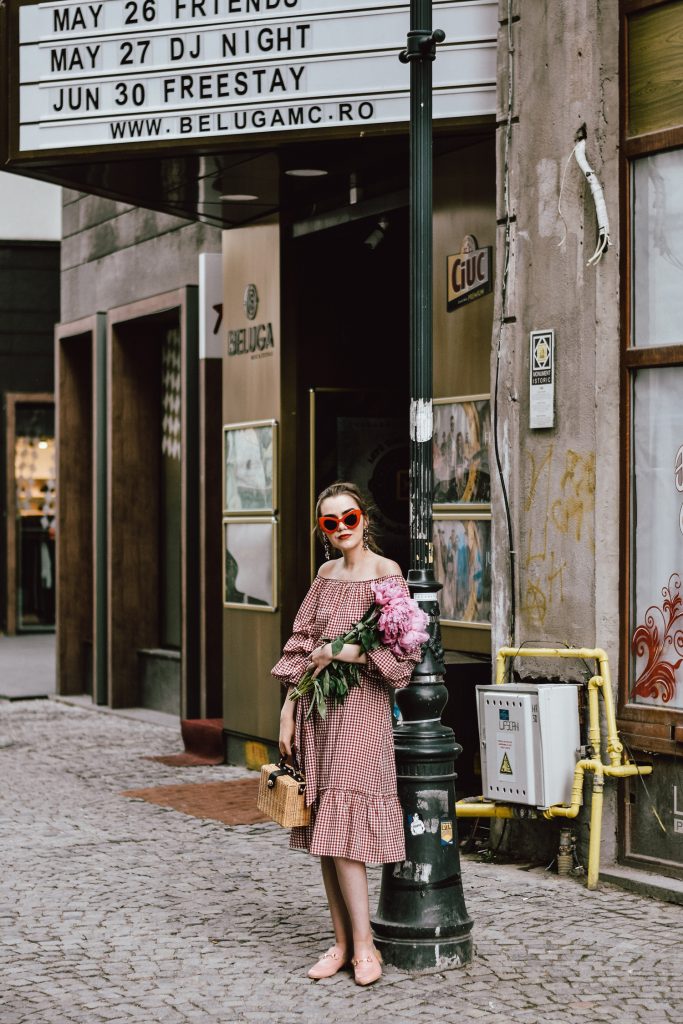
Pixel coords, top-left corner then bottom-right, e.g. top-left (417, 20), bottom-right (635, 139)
top-left (529, 330), bottom-right (555, 429)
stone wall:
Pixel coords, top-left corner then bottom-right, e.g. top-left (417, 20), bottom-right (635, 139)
top-left (61, 191), bottom-right (221, 322)
top-left (491, 0), bottom-right (621, 864)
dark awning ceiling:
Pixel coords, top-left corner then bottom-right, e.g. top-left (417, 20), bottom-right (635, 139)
top-left (3, 125), bottom-right (492, 229)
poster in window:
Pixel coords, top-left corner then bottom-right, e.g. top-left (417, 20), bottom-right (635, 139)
top-left (433, 515), bottom-right (491, 627)
top-left (432, 396), bottom-right (491, 506)
top-left (223, 518), bottom-right (277, 612)
top-left (223, 420), bottom-right (277, 514)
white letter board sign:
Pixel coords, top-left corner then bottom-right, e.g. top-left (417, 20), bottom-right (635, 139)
top-left (16, 0), bottom-right (498, 152)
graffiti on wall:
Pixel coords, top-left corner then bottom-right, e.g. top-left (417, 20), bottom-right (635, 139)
top-left (521, 445), bottom-right (595, 628)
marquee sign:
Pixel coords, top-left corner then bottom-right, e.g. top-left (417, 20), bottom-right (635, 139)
top-left (13, 0), bottom-right (497, 153)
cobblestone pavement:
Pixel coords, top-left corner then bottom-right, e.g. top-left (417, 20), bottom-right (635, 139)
top-left (2, 699), bottom-right (682, 1024)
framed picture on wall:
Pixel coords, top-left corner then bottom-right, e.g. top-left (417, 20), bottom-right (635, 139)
top-left (433, 514), bottom-right (491, 628)
top-left (432, 395), bottom-right (491, 507)
top-left (223, 420), bottom-right (277, 515)
top-left (223, 517), bottom-right (277, 611)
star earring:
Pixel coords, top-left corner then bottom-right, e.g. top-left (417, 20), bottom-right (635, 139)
top-left (363, 523), bottom-right (370, 551)
top-left (323, 536), bottom-right (331, 560)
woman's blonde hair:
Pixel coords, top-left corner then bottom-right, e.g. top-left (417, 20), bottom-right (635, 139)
top-left (315, 481), bottom-right (382, 554)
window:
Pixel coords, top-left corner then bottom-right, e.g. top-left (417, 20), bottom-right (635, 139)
top-left (622, 0), bottom-right (683, 740)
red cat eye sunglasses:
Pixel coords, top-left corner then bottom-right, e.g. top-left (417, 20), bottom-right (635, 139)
top-left (318, 508), bottom-right (363, 534)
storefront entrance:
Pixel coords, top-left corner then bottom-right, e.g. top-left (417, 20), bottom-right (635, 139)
top-left (5, 394), bottom-right (56, 634)
top-left (291, 207), bottom-right (411, 580)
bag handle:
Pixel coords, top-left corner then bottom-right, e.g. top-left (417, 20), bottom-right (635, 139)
top-left (267, 758), bottom-right (306, 795)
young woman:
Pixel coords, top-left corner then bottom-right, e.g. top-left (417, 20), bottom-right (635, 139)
top-left (272, 482), bottom-right (423, 986)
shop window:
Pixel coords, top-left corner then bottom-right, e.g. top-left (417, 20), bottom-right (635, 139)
top-left (11, 401), bottom-right (56, 631)
top-left (621, 0), bottom-right (683, 877)
top-left (621, 0), bottom-right (683, 735)
top-left (631, 367), bottom-right (683, 710)
top-left (632, 151), bottom-right (683, 347)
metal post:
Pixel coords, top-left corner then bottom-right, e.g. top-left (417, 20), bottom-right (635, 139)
top-left (371, 0), bottom-right (473, 970)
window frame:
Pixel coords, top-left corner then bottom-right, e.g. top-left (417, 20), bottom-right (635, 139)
top-left (619, 0), bottom-right (683, 755)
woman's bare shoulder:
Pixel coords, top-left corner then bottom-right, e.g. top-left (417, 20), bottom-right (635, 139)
top-left (373, 556), bottom-right (403, 578)
top-left (316, 559), bottom-right (339, 579)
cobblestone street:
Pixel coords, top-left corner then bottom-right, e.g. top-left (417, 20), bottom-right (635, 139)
top-left (2, 699), bottom-right (682, 1024)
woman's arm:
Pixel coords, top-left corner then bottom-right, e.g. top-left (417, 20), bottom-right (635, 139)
top-left (271, 577), bottom-right (322, 688)
top-left (279, 688), bottom-right (296, 757)
top-left (309, 642), bottom-right (367, 678)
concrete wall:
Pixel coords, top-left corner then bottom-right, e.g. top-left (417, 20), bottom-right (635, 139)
top-left (61, 191), bottom-right (221, 322)
top-left (491, 0), bottom-right (620, 862)
top-left (0, 172), bottom-right (61, 241)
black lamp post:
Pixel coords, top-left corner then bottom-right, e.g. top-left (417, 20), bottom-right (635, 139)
top-left (371, 0), bottom-right (474, 970)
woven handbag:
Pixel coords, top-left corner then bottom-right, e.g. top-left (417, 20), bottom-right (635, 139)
top-left (257, 758), bottom-right (311, 828)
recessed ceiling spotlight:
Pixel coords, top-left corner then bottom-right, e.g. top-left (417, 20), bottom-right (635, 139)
top-left (285, 168), bottom-right (328, 178)
top-left (220, 193), bottom-right (259, 201)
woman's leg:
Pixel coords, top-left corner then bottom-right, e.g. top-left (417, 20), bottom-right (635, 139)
top-left (320, 855), bottom-right (353, 955)
top-left (332, 856), bottom-right (375, 958)
top-left (306, 857), bottom-right (353, 978)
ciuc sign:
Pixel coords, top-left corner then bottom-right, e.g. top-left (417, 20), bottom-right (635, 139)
top-left (447, 235), bottom-right (492, 312)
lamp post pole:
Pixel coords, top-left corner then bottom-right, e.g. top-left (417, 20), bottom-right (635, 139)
top-left (371, 0), bottom-right (474, 970)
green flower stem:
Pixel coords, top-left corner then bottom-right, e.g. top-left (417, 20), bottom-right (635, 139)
top-left (289, 606), bottom-right (382, 719)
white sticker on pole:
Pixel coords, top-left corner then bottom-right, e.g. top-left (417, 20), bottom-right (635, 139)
top-left (529, 329), bottom-right (555, 430)
top-left (410, 398), bottom-right (433, 443)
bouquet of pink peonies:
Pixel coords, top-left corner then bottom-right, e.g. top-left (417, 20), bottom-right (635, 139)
top-left (289, 578), bottom-right (430, 719)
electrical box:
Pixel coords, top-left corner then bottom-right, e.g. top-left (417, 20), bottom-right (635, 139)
top-left (476, 683), bottom-right (581, 809)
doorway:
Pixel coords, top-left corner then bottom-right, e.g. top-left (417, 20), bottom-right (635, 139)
top-left (288, 206), bottom-right (411, 585)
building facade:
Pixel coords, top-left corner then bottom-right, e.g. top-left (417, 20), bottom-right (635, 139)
top-left (56, 195), bottom-right (222, 716)
top-left (3, 0), bottom-right (682, 892)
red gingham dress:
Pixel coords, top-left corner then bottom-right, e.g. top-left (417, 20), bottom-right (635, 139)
top-left (271, 573), bottom-right (420, 865)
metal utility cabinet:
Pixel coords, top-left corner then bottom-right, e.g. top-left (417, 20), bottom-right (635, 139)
top-left (476, 683), bottom-right (581, 809)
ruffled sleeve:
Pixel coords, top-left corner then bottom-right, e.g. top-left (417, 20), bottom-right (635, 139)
top-left (366, 645), bottom-right (419, 689)
top-left (271, 576), bottom-right (323, 688)
top-left (365, 576), bottom-right (423, 690)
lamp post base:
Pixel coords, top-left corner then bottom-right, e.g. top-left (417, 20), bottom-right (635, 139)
top-left (372, 932), bottom-right (473, 972)
top-left (371, 727), bottom-right (474, 971)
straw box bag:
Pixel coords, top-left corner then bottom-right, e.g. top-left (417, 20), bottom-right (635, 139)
top-left (257, 759), bottom-right (311, 828)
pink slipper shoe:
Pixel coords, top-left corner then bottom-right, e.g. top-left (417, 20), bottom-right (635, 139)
top-left (307, 948), bottom-right (348, 980)
top-left (351, 949), bottom-right (382, 986)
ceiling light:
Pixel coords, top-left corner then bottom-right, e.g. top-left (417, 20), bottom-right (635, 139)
top-left (285, 168), bottom-right (328, 178)
top-left (220, 193), bottom-right (259, 201)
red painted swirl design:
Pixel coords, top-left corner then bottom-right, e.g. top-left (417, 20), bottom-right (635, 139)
top-left (632, 573), bottom-right (683, 703)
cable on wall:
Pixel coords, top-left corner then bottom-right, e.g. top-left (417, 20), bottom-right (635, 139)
top-left (493, 0), bottom-right (517, 652)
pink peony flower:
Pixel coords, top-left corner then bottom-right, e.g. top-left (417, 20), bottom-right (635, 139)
top-left (371, 577), bottom-right (406, 607)
top-left (377, 594), bottom-right (429, 655)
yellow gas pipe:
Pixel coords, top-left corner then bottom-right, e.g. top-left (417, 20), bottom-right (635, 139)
top-left (457, 647), bottom-right (652, 890)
